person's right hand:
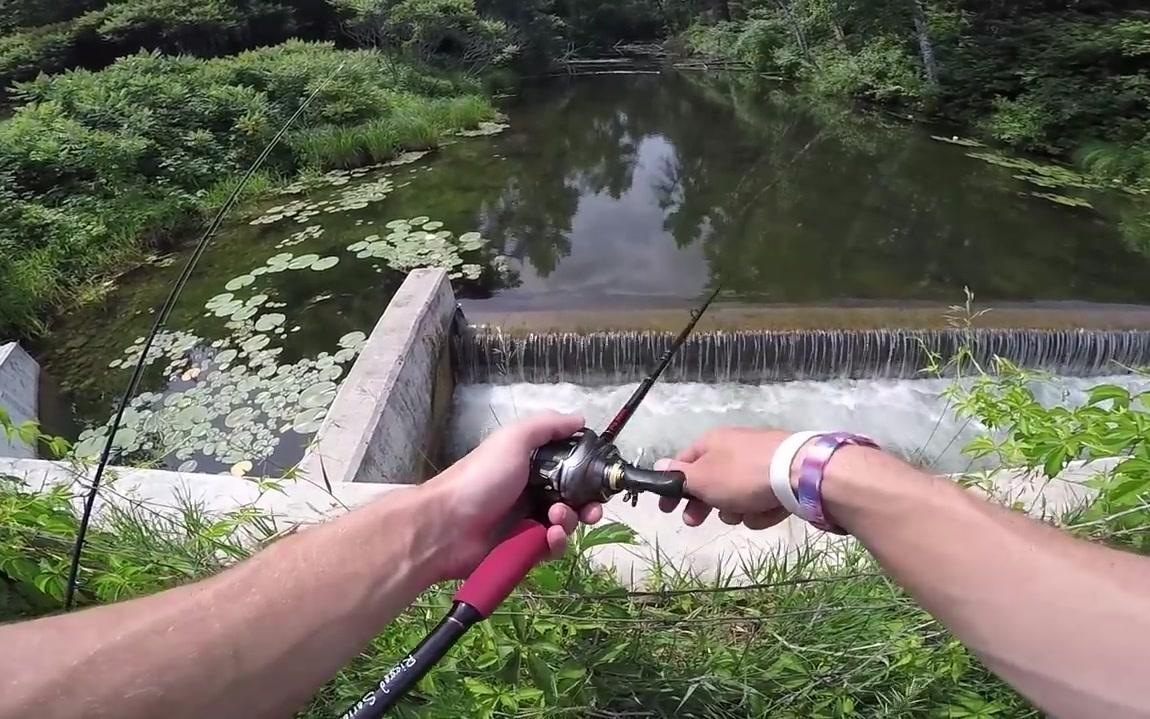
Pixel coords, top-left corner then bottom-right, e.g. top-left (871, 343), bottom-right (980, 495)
top-left (655, 427), bottom-right (792, 530)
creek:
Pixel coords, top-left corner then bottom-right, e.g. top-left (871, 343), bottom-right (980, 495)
top-left (37, 71), bottom-right (1150, 474)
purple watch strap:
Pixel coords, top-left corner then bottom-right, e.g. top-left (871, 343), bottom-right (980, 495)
top-left (795, 432), bottom-right (878, 535)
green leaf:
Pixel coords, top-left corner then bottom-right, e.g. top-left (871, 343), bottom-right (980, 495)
top-left (531, 563), bottom-right (562, 592)
top-left (526, 651), bottom-right (557, 705)
top-left (1107, 477), bottom-right (1150, 504)
top-left (1043, 446), bottom-right (1069, 478)
top-left (16, 420), bottom-right (41, 446)
top-left (463, 678), bottom-right (497, 697)
top-left (1088, 385), bottom-right (1131, 408)
top-left (595, 639), bottom-right (631, 664)
top-left (579, 522), bottom-right (637, 551)
top-left (676, 681), bottom-right (701, 712)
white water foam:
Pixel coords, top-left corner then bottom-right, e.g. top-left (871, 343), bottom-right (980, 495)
top-left (449, 374), bottom-right (1149, 473)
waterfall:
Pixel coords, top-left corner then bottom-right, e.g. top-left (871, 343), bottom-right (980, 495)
top-left (454, 327), bottom-right (1150, 385)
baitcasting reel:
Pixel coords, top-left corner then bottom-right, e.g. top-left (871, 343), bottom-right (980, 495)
top-left (342, 288), bottom-right (720, 719)
top-left (530, 428), bottom-right (691, 508)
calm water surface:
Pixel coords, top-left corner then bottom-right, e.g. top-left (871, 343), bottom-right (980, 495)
top-left (461, 72), bottom-right (1150, 308)
top-left (38, 71), bottom-right (1150, 472)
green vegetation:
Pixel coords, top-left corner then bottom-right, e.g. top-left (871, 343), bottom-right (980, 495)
top-left (9, 1), bottom-right (1147, 337)
top-left (672, 1), bottom-right (1150, 191)
top-left (0, 39), bottom-right (492, 337)
top-left (0, 0), bottom-right (338, 93)
top-left (5, 346), bottom-right (1150, 714)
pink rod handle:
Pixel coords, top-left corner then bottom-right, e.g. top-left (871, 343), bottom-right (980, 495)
top-left (453, 519), bottom-right (549, 618)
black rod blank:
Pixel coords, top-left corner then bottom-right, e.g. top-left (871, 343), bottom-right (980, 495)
top-left (600, 286), bottom-right (721, 444)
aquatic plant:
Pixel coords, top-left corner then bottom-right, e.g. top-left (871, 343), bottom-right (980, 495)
top-left (347, 216), bottom-right (488, 280)
top-left (75, 249), bottom-right (370, 471)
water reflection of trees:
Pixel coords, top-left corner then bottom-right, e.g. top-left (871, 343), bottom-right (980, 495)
top-left (473, 71), bottom-right (1150, 303)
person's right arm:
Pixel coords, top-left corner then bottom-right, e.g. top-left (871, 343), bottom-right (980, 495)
top-left (657, 428), bottom-right (1150, 719)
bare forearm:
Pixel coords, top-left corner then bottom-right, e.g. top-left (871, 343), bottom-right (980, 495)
top-left (825, 448), bottom-right (1150, 718)
top-left (0, 486), bottom-right (440, 719)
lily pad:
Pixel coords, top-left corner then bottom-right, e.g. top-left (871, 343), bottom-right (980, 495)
top-left (311, 256), bottom-right (340, 271)
top-left (216, 349), bottom-right (238, 367)
top-left (1030, 191), bottom-right (1094, 208)
top-left (339, 331), bottom-right (367, 350)
top-left (225, 407), bottom-right (256, 429)
top-left (225, 275), bottom-right (256, 291)
top-left (231, 306), bottom-right (259, 322)
top-left (288, 254), bottom-right (321, 270)
top-left (242, 335), bottom-right (271, 353)
top-left (291, 407), bottom-right (327, 434)
top-left (206, 293), bottom-right (235, 309)
top-left (255, 313), bottom-right (286, 332)
top-left (299, 381), bottom-right (338, 408)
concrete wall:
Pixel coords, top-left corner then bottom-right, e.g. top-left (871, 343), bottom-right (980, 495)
top-left (299, 268), bottom-right (456, 485)
top-left (0, 343), bottom-right (39, 458)
top-left (0, 457), bottom-right (398, 527)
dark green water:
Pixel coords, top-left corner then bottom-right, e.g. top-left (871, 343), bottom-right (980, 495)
top-left (39, 71), bottom-right (1150, 473)
top-left (463, 72), bottom-right (1150, 308)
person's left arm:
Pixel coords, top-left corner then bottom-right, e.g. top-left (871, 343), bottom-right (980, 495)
top-left (0, 412), bottom-right (598, 719)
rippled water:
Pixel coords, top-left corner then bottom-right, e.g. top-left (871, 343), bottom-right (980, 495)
top-left (449, 374), bottom-right (1150, 473)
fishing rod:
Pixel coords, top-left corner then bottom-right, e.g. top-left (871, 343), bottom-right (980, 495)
top-left (62, 66), bottom-right (345, 610)
top-left (341, 287), bottom-right (721, 719)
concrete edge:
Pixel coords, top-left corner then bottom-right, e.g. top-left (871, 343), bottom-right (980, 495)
top-left (0, 342), bottom-right (39, 459)
top-left (0, 457), bottom-right (402, 527)
top-left (298, 268), bottom-right (456, 484)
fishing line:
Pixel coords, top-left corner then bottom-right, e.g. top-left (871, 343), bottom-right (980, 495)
top-left (62, 65), bottom-right (344, 610)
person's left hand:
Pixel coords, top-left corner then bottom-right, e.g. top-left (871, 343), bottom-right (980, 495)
top-left (422, 412), bottom-right (604, 580)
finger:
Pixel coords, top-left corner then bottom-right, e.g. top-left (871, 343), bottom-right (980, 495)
top-left (718, 510), bottom-right (743, 526)
top-left (509, 411), bottom-right (585, 449)
top-left (546, 524), bottom-right (568, 559)
top-left (579, 503), bottom-right (603, 525)
top-left (658, 495), bottom-right (679, 513)
top-left (743, 507), bottom-right (788, 530)
top-left (655, 458), bottom-right (692, 474)
top-left (674, 441), bottom-right (706, 463)
top-left (548, 503), bottom-right (578, 535)
top-left (682, 498), bottom-right (712, 527)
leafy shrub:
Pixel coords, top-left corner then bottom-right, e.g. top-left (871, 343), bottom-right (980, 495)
top-left (338, 0), bottom-right (517, 73)
top-left (949, 361), bottom-right (1150, 550)
top-left (681, 21), bottom-right (743, 60)
top-left (732, 16), bottom-right (797, 74)
top-left (982, 94), bottom-right (1055, 150)
top-left (808, 36), bottom-right (923, 104)
top-left (0, 0), bottom-right (332, 93)
top-left (0, 41), bottom-right (491, 337)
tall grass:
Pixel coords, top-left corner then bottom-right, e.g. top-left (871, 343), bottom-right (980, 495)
top-left (289, 94), bottom-right (494, 171)
top-left (300, 531), bottom-right (1034, 718)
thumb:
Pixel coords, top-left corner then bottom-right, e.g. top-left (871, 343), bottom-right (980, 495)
top-left (654, 457), bottom-right (691, 472)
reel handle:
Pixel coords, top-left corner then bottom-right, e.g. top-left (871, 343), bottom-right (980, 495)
top-left (621, 466), bottom-right (695, 501)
